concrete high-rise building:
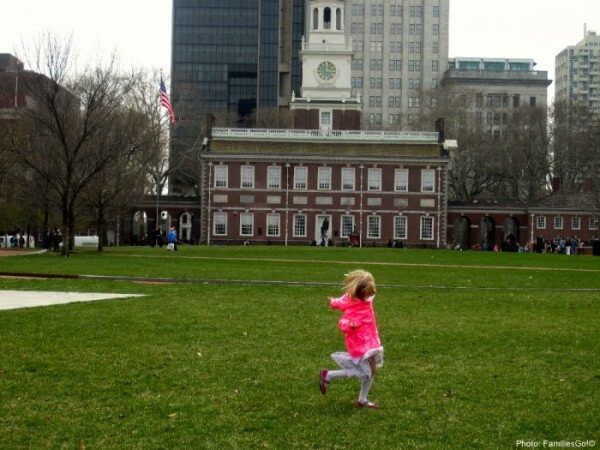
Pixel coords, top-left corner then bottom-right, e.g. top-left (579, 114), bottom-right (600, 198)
top-left (345, 0), bottom-right (449, 128)
top-left (442, 57), bottom-right (551, 139)
top-left (555, 30), bottom-right (600, 115)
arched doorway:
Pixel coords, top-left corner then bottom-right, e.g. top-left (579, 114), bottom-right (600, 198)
top-left (159, 211), bottom-right (171, 234)
top-left (502, 217), bottom-right (519, 251)
top-left (453, 216), bottom-right (470, 250)
top-left (479, 216), bottom-right (495, 251)
top-left (132, 211), bottom-right (147, 245)
top-left (179, 212), bottom-right (193, 243)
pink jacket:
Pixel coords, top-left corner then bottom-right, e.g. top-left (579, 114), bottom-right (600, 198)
top-left (330, 293), bottom-right (381, 358)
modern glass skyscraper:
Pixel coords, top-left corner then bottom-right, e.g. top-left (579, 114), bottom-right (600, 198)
top-left (170, 0), bottom-right (305, 193)
top-left (345, 0), bottom-right (449, 128)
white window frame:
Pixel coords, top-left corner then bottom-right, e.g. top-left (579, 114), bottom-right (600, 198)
top-left (240, 165), bottom-right (255, 189)
top-left (367, 215), bottom-right (381, 239)
top-left (294, 166), bottom-right (308, 190)
top-left (213, 212), bottom-right (227, 236)
top-left (394, 168), bottom-right (409, 192)
top-left (239, 213), bottom-right (254, 237)
top-left (536, 216), bottom-right (546, 230)
top-left (317, 167), bottom-right (332, 190)
top-left (320, 109), bottom-right (332, 130)
top-left (394, 215), bottom-right (407, 239)
top-left (293, 214), bottom-right (307, 237)
top-left (214, 165), bottom-right (228, 188)
top-left (420, 216), bottom-right (434, 240)
top-left (421, 169), bottom-right (435, 192)
top-left (590, 217), bottom-right (599, 230)
top-left (341, 167), bottom-right (355, 191)
top-left (572, 216), bottom-right (581, 230)
top-left (266, 213), bottom-right (281, 237)
top-left (554, 216), bottom-right (563, 230)
top-left (367, 168), bottom-right (382, 191)
top-left (267, 166), bottom-right (281, 190)
top-left (340, 214), bottom-right (355, 238)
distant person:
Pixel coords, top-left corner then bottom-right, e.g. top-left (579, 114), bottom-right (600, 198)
top-left (167, 227), bottom-right (177, 251)
top-left (319, 270), bottom-right (383, 409)
top-left (156, 229), bottom-right (164, 248)
top-left (320, 218), bottom-right (329, 246)
top-left (53, 229), bottom-right (62, 252)
top-left (41, 229), bottom-right (49, 249)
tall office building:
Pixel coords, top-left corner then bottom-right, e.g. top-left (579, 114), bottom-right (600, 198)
top-left (555, 30), bottom-right (600, 115)
top-left (170, 0), bottom-right (305, 193)
top-left (442, 57), bottom-right (551, 139)
top-left (345, 0), bottom-right (449, 128)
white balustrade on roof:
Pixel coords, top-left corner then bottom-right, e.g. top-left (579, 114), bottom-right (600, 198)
top-left (211, 128), bottom-right (439, 143)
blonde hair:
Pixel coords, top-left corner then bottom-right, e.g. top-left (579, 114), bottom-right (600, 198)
top-left (344, 270), bottom-right (376, 300)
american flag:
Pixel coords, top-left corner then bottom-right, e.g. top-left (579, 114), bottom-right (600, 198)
top-left (159, 77), bottom-right (176, 124)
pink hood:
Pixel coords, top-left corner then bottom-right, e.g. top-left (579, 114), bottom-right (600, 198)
top-left (330, 293), bottom-right (381, 358)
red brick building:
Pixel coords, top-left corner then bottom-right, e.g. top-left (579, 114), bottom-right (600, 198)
top-left (200, 128), bottom-right (452, 247)
top-left (447, 194), bottom-right (599, 252)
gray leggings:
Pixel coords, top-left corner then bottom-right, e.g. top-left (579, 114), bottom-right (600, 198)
top-left (326, 367), bottom-right (374, 403)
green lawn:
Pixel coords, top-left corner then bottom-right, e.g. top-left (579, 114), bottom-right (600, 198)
top-left (0, 247), bottom-right (599, 448)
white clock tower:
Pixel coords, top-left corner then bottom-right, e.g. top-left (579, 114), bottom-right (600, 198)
top-left (291, 0), bottom-right (362, 131)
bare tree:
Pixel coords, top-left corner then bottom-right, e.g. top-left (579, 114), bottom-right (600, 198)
top-left (10, 34), bottom-right (140, 256)
top-left (80, 105), bottom-right (149, 251)
top-left (550, 101), bottom-right (598, 192)
top-left (493, 106), bottom-right (550, 205)
top-left (126, 71), bottom-right (201, 230)
top-left (415, 88), bottom-right (499, 202)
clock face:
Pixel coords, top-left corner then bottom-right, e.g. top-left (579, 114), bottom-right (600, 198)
top-left (317, 61), bottom-right (337, 81)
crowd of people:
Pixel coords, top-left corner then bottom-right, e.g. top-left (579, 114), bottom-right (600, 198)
top-left (8, 231), bottom-right (26, 249)
top-left (143, 226), bottom-right (178, 251)
top-left (535, 236), bottom-right (585, 255)
top-left (460, 235), bottom-right (586, 254)
top-left (40, 229), bottom-right (63, 251)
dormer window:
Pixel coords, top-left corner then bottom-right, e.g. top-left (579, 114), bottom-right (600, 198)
top-left (324, 7), bottom-right (331, 29)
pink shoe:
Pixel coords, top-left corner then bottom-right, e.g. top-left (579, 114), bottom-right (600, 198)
top-left (319, 370), bottom-right (329, 395)
top-left (356, 400), bottom-right (379, 409)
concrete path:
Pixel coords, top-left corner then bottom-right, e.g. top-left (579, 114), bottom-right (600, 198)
top-left (0, 290), bottom-right (144, 311)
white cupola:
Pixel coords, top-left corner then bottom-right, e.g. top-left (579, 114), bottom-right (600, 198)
top-left (309, 0), bottom-right (347, 46)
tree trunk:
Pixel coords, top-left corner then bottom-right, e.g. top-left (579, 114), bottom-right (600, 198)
top-left (61, 202), bottom-right (70, 257)
top-left (97, 202), bottom-right (105, 252)
top-left (68, 210), bottom-right (75, 253)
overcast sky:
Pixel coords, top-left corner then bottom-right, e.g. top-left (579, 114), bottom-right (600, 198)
top-left (1, 0), bottom-right (599, 101)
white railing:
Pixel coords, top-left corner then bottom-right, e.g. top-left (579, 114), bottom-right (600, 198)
top-left (212, 128), bottom-right (439, 142)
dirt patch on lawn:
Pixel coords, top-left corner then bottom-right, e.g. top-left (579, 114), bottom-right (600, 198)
top-left (0, 250), bottom-right (35, 257)
top-left (0, 275), bottom-right (39, 280)
top-left (0, 250), bottom-right (41, 257)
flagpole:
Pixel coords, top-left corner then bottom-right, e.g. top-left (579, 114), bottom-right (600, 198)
top-left (14, 67), bottom-right (19, 108)
top-left (256, 0), bottom-right (261, 127)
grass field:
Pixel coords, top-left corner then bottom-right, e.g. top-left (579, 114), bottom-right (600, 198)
top-left (0, 246), bottom-right (599, 448)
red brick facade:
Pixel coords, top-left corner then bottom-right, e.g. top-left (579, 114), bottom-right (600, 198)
top-left (447, 208), bottom-right (600, 250)
top-left (292, 109), bottom-right (361, 130)
top-left (201, 140), bottom-right (450, 247)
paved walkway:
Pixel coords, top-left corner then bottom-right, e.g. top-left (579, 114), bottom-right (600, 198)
top-left (0, 290), bottom-right (144, 311)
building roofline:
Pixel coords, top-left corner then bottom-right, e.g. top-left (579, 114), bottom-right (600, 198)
top-left (201, 153), bottom-right (449, 164)
top-left (211, 127), bottom-right (440, 145)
